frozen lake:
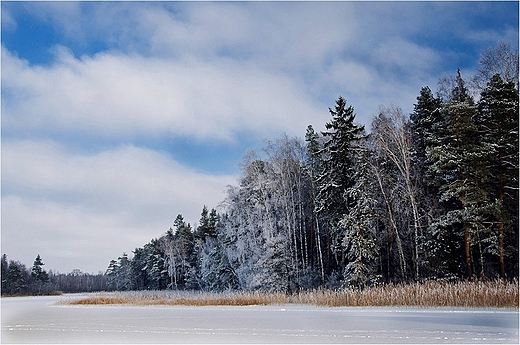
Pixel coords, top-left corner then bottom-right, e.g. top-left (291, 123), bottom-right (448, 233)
top-left (2, 294), bottom-right (518, 343)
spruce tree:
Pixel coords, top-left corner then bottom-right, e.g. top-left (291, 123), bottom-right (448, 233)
top-left (410, 86), bottom-right (443, 181)
top-left (196, 206), bottom-right (218, 240)
top-left (410, 86), bottom-right (447, 279)
top-left (340, 146), bottom-right (380, 288)
top-left (6, 261), bottom-right (28, 294)
top-left (318, 96), bottom-right (365, 276)
top-left (31, 254), bottom-right (49, 293)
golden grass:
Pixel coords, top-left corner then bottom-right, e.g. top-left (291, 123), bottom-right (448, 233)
top-left (65, 279), bottom-right (518, 309)
top-left (294, 280), bottom-right (519, 308)
top-left (66, 290), bottom-right (287, 307)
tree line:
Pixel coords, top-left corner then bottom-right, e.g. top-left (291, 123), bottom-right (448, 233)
top-left (2, 42), bottom-right (517, 294)
top-left (104, 42), bottom-right (518, 292)
top-left (1, 254), bottom-right (107, 295)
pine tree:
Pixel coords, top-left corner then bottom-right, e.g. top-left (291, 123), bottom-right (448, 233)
top-left (199, 234), bottom-right (238, 291)
top-left (118, 253), bottom-right (134, 290)
top-left (410, 86), bottom-right (443, 182)
top-left (428, 70), bottom-right (491, 279)
top-left (173, 214), bottom-right (196, 289)
top-left (317, 96), bottom-right (366, 277)
top-left (31, 254), bottom-right (49, 293)
top-left (105, 259), bottom-right (120, 290)
top-left (409, 86), bottom-right (444, 278)
top-left (145, 239), bottom-right (168, 290)
top-left (1, 254), bottom-right (8, 293)
top-left (196, 206), bottom-right (217, 240)
top-left (6, 260), bottom-right (28, 294)
top-left (132, 246), bottom-right (150, 290)
top-left (475, 74), bottom-right (519, 278)
top-left (340, 145), bottom-right (380, 288)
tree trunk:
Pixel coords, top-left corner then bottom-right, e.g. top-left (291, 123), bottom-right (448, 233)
top-left (464, 222), bottom-right (472, 279)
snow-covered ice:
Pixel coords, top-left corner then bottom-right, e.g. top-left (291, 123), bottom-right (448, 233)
top-left (2, 294), bottom-right (518, 343)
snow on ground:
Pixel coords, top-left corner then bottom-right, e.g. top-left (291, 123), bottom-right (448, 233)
top-left (2, 294), bottom-right (518, 343)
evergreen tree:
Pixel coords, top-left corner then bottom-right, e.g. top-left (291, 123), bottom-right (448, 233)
top-left (131, 246), bottom-right (150, 290)
top-left (340, 145), bottom-right (380, 288)
top-left (105, 259), bottom-right (120, 290)
top-left (475, 74), bottom-right (519, 278)
top-left (1, 254), bottom-right (8, 293)
top-left (318, 96), bottom-right (366, 277)
top-left (173, 214), bottom-right (197, 289)
top-left (410, 86), bottom-right (443, 182)
top-left (409, 89), bottom-right (445, 279)
top-left (6, 260), bottom-right (28, 294)
top-left (31, 254), bottom-right (49, 293)
top-left (118, 253), bottom-right (134, 290)
top-left (428, 70), bottom-right (491, 279)
top-left (199, 233), bottom-right (239, 291)
top-left (196, 206), bottom-right (218, 240)
top-left (145, 239), bottom-right (169, 290)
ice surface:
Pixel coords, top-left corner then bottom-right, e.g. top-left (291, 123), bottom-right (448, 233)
top-left (2, 294), bottom-right (518, 343)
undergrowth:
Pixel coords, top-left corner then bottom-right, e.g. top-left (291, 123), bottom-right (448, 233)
top-left (64, 279), bottom-right (518, 308)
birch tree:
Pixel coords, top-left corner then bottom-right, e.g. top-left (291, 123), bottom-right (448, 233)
top-left (372, 105), bottom-right (424, 280)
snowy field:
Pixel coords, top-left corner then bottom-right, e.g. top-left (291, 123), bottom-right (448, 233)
top-left (2, 294), bottom-right (518, 343)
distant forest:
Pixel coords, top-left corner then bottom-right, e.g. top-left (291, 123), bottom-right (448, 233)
top-left (2, 42), bottom-right (518, 295)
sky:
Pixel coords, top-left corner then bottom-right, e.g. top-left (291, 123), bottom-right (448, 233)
top-left (2, 1), bottom-right (518, 274)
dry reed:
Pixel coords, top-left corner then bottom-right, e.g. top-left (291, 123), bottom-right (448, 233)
top-left (65, 279), bottom-right (518, 309)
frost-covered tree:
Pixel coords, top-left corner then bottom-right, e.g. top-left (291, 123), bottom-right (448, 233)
top-left (410, 86), bottom-right (443, 185)
top-left (170, 214), bottom-right (197, 289)
top-left (218, 136), bottom-right (320, 292)
top-left (264, 135), bottom-right (314, 290)
top-left (5, 260), bottom-right (29, 294)
top-left (318, 96), bottom-right (366, 277)
top-left (409, 86), bottom-right (445, 279)
top-left (428, 70), bottom-right (492, 279)
top-left (341, 143), bottom-right (380, 288)
top-left (144, 240), bottom-right (169, 290)
top-left (199, 232), bottom-right (239, 291)
top-left (475, 74), bottom-right (519, 278)
top-left (1, 254), bottom-right (9, 293)
top-left (105, 259), bottom-right (119, 290)
top-left (371, 105), bottom-right (425, 280)
top-left (305, 125), bottom-right (326, 283)
top-left (31, 254), bottom-right (49, 293)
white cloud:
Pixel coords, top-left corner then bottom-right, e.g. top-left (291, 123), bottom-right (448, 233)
top-left (3, 1), bottom-right (516, 273)
top-left (372, 37), bottom-right (440, 77)
top-left (2, 45), bottom-right (323, 143)
top-left (2, 139), bottom-right (236, 272)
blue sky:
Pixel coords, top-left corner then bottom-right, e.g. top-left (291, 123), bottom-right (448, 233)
top-left (2, 1), bottom-right (518, 273)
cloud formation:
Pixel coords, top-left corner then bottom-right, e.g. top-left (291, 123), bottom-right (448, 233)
top-left (2, 1), bottom-right (517, 272)
top-left (2, 139), bottom-right (235, 272)
top-left (2, 46), bottom-right (322, 142)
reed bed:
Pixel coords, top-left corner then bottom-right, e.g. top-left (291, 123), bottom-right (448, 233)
top-left (65, 279), bottom-right (518, 309)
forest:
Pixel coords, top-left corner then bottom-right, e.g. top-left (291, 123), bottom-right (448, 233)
top-left (2, 42), bottom-right (518, 295)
